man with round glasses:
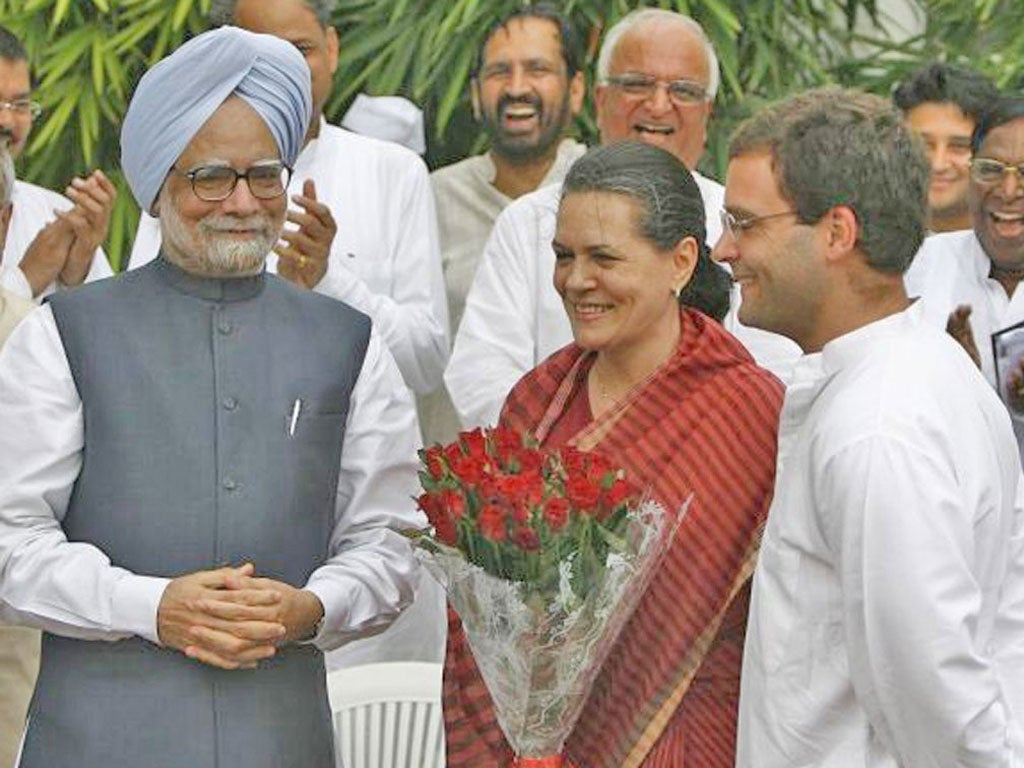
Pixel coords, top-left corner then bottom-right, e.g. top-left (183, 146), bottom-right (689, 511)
top-left (907, 97), bottom-right (1024, 410)
top-left (446, 8), bottom-right (800, 431)
top-left (0, 27), bottom-right (423, 768)
top-left (0, 25), bottom-right (114, 301)
top-left (128, 0), bottom-right (449, 401)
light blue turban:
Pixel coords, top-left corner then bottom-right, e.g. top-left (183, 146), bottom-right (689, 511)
top-left (121, 26), bottom-right (312, 213)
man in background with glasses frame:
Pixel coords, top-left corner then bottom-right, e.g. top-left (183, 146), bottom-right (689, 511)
top-left (0, 25), bottom-right (114, 302)
top-left (908, 96), bottom-right (1024, 398)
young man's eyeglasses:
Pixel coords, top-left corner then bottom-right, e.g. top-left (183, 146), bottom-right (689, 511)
top-left (970, 158), bottom-right (1024, 187)
top-left (603, 75), bottom-right (708, 105)
top-left (720, 209), bottom-right (799, 241)
top-left (171, 162), bottom-right (292, 202)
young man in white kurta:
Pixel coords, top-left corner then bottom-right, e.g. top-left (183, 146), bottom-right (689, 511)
top-left (715, 87), bottom-right (1024, 768)
top-left (445, 10), bottom-right (801, 428)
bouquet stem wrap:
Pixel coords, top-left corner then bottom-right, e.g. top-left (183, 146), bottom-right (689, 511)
top-left (420, 496), bottom-right (689, 760)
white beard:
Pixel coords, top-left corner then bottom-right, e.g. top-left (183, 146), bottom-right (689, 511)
top-left (159, 193), bottom-right (279, 277)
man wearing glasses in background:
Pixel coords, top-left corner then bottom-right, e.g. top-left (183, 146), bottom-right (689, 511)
top-left (907, 97), bottom-right (1024, 408)
top-left (445, 8), bottom-right (800, 431)
top-left (0, 25), bottom-right (114, 301)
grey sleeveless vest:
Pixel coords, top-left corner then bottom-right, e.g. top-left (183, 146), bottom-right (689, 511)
top-left (21, 258), bottom-right (370, 768)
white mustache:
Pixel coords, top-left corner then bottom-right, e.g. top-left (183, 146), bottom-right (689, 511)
top-left (199, 215), bottom-right (273, 233)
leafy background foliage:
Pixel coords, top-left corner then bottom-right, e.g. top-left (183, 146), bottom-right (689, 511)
top-left (0, 0), bottom-right (1021, 269)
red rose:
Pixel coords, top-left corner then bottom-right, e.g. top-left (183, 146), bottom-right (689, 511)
top-left (526, 471), bottom-right (545, 503)
top-left (510, 499), bottom-right (532, 525)
top-left (602, 478), bottom-right (632, 509)
top-left (560, 446), bottom-right (588, 474)
top-left (443, 441), bottom-right (464, 467)
top-left (495, 473), bottom-right (528, 502)
top-left (418, 492), bottom-right (458, 546)
top-left (512, 526), bottom-right (540, 551)
top-left (416, 492), bottom-right (441, 522)
top-left (478, 504), bottom-right (507, 542)
top-left (493, 426), bottom-right (523, 455)
top-left (542, 497), bottom-right (570, 530)
top-left (586, 452), bottom-right (614, 482)
top-left (478, 475), bottom-right (501, 502)
top-left (460, 428), bottom-right (488, 460)
top-left (452, 454), bottom-right (486, 485)
top-left (515, 449), bottom-right (544, 475)
top-left (433, 514), bottom-right (458, 546)
top-left (423, 445), bottom-right (445, 480)
top-left (439, 489), bottom-right (466, 520)
top-left (566, 475), bottom-right (602, 510)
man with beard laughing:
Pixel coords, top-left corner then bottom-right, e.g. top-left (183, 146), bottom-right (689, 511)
top-left (907, 97), bottom-right (1024, 414)
top-left (424, 3), bottom-right (586, 445)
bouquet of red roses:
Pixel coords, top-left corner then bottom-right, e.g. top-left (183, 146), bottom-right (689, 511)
top-left (415, 427), bottom-right (686, 767)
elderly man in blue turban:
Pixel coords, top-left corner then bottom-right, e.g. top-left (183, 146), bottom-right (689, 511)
top-left (0, 26), bottom-right (423, 768)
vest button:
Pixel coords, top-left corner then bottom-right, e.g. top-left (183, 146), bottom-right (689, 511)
top-left (222, 477), bottom-right (238, 492)
top-left (218, 320), bottom-right (233, 335)
top-left (222, 396), bottom-right (238, 411)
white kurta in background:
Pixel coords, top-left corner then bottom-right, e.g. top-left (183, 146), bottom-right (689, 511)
top-left (419, 138), bottom-right (586, 446)
top-left (445, 176), bottom-right (801, 429)
top-left (0, 309), bottom-right (425, 652)
top-left (128, 120), bottom-right (449, 396)
top-left (737, 304), bottom-right (1024, 768)
top-left (0, 180), bottom-right (112, 300)
top-left (906, 229), bottom-right (1024, 387)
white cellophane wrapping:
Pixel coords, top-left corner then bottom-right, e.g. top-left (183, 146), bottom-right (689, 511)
top-left (420, 497), bottom-right (689, 758)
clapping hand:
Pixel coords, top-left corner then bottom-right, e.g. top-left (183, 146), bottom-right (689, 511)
top-left (59, 169), bottom-right (116, 287)
top-left (946, 304), bottom-right (982, 370)
top-left (275, 178), bottom-right (335, 289)
top-left (1006, 356), bottom-right (1024, 414)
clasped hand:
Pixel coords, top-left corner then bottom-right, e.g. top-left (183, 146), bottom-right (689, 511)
top-left (156, 563), bottom-right (324, 671)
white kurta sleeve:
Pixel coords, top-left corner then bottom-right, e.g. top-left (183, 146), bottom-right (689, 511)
top-left (821, 435), bottom-right (1023, 768)
top-left (0, 248), bottom-right (111, 301)
top-left (0, 264), bottom-right (33, 299)
top-left (127, 212), bottom-right (162, 270)
top-left (315, 160), bottom-right (449, 396)
top-left (304, 326), bottom-right (426, 651)
top-left (0, 307), bottom-right (170, 643)
top-left (445, 200), bottom-right (541, 429)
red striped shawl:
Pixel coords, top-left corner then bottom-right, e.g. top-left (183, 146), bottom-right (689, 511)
top-left (443, 308), bottom-right (783, 768)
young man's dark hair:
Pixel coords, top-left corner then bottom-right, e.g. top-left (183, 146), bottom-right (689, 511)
top-left (893, 63), bottom-right (998, 122)
top-left (473, 3), bottom-right (583, 78)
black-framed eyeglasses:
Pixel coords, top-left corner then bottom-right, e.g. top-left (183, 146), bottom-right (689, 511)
top-left (0, 99), bottom-right (41, 119)
top-left (171, 162), bottom-right (292, 202)
top-left (970, 157), bottom-right (1024, 187)
top-left (603, 74), bottom-right (708, 105)
top-left (720, 208), bottom-right (799, 241)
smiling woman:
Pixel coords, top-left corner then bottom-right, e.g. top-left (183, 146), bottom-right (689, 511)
top-left (442, 142), bottom-right (784, 768)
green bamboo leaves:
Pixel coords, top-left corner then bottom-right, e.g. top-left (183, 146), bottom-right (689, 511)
top-left (0, 0), bottom-right (1021, 270)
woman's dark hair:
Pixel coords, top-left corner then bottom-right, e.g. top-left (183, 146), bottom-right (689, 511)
top-left (559, 141), bottom-right (731, 321)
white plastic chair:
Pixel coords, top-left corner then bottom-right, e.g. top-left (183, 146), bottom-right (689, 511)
top-left (327, 662), bottom-right (446, 768)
